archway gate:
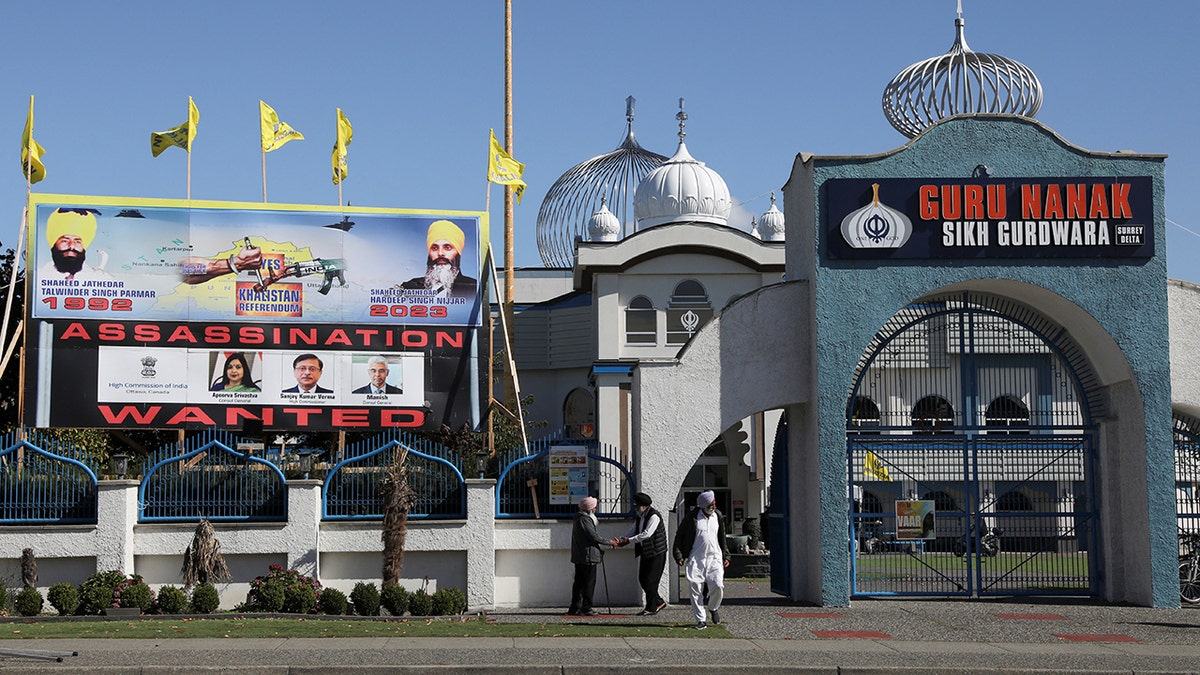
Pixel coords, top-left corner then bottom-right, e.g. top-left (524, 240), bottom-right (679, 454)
top-left (846, 293), bottom-right (1100, 597)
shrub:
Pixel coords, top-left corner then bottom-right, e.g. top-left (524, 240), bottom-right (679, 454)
top-left (244, 565), bottom-right (320, 614)
top-left (190, 583), bottom-right (220, 614)
top-left (407, 588), bottom-right (432, 617)
top-left (431, 587), bottom-right (467, 616)
top-left (47, 582), bottom-right (78, 616)
top-left (77, 570), bottom-right (131, 615)
top-left (283, 583), bottom-right (318, 614)
top-left (0, 586), bottom-right (9, 615)
top-left (380, 583), bottom-right (408, 616)
top-left (155, 585), bottom-right (188, 615)
top-left (318, 587), bottom-right (347, 615)
top-left (117, 579), bottom-right (154, 611)
top-left (350, 582), bottom-right (380, 617)
top-left (14, 587), bottom-right (44, 617)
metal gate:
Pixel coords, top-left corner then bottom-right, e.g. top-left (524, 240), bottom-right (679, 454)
top-left (847, 293), bottom-right (1099, 597)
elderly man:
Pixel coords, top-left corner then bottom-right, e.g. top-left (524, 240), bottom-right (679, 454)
top-left (672, 490), bottom-right (730, 629)
top-left (567, 495), bottom-right (608, 617)
top-left (612, 492), bottom-right (668, 615)
top-left (352, 356), bottom-right (402, 394)
top-left (400, 219), bottom-right (477, 298)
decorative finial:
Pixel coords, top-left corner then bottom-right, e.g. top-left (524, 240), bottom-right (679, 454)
top-left (957, 0), bottom-right (963, 20)
top-left (770, 191), bottom-right (776, 207)
top-left (676, 97), bottom-right (688, 142)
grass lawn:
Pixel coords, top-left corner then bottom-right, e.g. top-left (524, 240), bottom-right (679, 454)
top-left (0, 616), bottom-right (732, 640)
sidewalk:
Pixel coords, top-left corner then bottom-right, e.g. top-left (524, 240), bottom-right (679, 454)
top-left (3, 580), bottom-right (1199, 673)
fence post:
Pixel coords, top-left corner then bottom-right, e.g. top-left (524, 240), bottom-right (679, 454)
top-left (96, 478), bottom-right (138, 574)
top-left (286, 479), bottom-right (323, 579)
top-left (465, 478), bottom-right (496, 610)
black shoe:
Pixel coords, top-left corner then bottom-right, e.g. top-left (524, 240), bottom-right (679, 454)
top-left (579, 609), bottom-right (599, 616)
top-left (637, 609), bottom-right (652, 616)
top-left (650, 601), bottom-right (667, 615)
top-left (566, 607), bottom-right (579, 616)
top-left (710, 608), bottom-right (721, 625)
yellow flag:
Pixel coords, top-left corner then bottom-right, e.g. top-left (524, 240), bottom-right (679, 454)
top-left (20, 94), bottom-right (46, 184)
top-left (864, 451), bottom-right (892, 481)
top-left (151, 96), bottom-right (200, 157)
top-left (331, 108), bottom-right (352, 185)
top-left (260, 100), bottom-right (304, 152)
top-left (488, 129), bottom-right (526, 203)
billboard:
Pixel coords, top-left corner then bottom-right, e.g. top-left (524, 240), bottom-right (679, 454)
top-left (24, 195), bottom-right (488, 432)
top-left (826, 177), bottom-right (1154, 260)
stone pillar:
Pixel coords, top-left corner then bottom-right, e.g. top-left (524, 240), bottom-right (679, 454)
top-left (465, 478), bottom-right (496, 610)
top-left (95, 479), bottom-right (138, 573)
top-left (285, 479), bottom-right (323, 579)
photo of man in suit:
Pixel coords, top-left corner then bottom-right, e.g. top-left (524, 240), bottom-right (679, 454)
top-left (283, 353), bottom-right (333, 394)
top-left (352, 355), bottom-right (402, 395)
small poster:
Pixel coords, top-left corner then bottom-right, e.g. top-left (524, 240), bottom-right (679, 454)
top-left (548, 445), bottom-right (588, 505)
top-left (895, 500), bottom-right (936, 540)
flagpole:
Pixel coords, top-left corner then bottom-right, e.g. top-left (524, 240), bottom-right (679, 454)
top-left (503, 0), bottom-right (515, 349)
top-left (186, 150), bottom-right (192, 200)
top-left (0, 206), bottom-right (28, 381)
top-left (262, 149), bottom-right (268, 203)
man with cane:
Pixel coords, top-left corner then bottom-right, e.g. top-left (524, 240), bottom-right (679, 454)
top-left (567, 496), bottom-right (608, 616)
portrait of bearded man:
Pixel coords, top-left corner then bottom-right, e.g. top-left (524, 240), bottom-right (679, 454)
top-left (400, 219), bottom-right (477, 299)
top-left (39, 208), bottom-right (110, 281)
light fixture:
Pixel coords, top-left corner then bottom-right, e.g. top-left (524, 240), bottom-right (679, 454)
top-left (111, 453), bottom-right (130, 479)
top-left (297, 450), bottom-right (316, 480)
top-left (474, 449), bottom-right (490, 479)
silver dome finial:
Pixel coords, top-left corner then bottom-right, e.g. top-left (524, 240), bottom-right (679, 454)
top-left (676, 98), bottom-right (688, 143)
top-left (625, 96), bottom-right (636, 132)
top-left (882, 3), bottom-right (1043, 138)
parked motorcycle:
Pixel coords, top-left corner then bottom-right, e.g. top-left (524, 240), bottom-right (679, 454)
top-left (952, 521), bottom-right (1003, 558)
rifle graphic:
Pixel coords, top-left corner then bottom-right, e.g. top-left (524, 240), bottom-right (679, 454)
top-left (244, 237), bottom-right (347, 295)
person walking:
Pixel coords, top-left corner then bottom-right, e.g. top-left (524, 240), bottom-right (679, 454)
top-left (612, 492), bottom-right (668, 615)
top-left (672, 490), bottom-right (730, 629)
top-left (568, 496), bottom-right (607, 616)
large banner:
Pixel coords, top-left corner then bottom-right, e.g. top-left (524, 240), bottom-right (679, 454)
top-left (24, 195), bottom-right (488, 432)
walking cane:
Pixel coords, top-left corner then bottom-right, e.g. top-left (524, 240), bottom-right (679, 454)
top-left (600, 550), bottom-right (613, 615)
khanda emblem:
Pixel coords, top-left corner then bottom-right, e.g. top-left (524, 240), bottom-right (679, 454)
top-left (841, 183), bottom-right (912, 249)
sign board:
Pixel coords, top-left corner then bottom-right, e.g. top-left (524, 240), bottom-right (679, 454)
top-left (827, 177), bottom-right (1154, 260)
top-left (548, 445), bottom-right (588, 505)
top-left (895, 500), bottom-right (936, 540)
top-left (25, 195), bottom-right (488, 432)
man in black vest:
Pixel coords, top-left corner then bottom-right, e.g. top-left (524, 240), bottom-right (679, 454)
top-left (613, 492), bottom-right (667, 615)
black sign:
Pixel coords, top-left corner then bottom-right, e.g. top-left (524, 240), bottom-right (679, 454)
top-left (826, 177), bottom-right (1154, 260)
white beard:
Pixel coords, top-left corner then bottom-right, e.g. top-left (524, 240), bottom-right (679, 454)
top-left (425, 263), bottom-right (458, 291)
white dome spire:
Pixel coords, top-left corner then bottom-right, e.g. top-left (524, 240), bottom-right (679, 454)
top-left (758, 192), bottom-right (785, 241)
top-left (587, 197), bottom-right (621, 242)
top-left (633, 98), bottom-right (732, 230)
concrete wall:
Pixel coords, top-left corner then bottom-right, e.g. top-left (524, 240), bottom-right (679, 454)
top-left (1170, 279), bottom-right (1200, 418)
top-left (0, 478), bottom-right (642, 611)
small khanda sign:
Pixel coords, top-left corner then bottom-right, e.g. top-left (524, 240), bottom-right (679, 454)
top-left (826, 177), bottom-right (1154, 261)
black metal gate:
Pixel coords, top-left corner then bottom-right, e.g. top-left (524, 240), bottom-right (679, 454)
top-left (847, 293), bottom-right (1099, 598)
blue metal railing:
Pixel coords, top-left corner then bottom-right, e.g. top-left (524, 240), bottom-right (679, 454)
top-left (495, 429), bottom-right (633, 518)
top-left (138, 433), bottom-right (287, 523)
top-left (323, 431), bottom-right (465, 520)
top-left (0, 431), bottom-right (98, 525)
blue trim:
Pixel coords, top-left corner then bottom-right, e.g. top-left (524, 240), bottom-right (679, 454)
top-left (591, 363), bottom-right (635, 376)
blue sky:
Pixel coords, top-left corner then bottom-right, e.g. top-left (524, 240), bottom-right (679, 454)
top-left (5, 1), bottom-right (1198, 283)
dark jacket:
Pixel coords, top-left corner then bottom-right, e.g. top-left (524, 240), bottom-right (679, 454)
top-left (351, 383), bottom-right (403, 394)
top-left (671, 507), bottom-right (730, 563)
top-left (400, 274), bottom-right (478, 299)
top-left (571, 511), bottom-right (607, 564)
top-left (634, 506), bottom-right (668, 559)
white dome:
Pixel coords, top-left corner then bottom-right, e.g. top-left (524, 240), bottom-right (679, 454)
top-left (587, 199), bottom-right (621, 242)
top-left (633, 100), bottom-right (731, 230)
top-left (633, 140), bottom-right (731, 229)
top-left (758, 193), bottom-right (785, 241)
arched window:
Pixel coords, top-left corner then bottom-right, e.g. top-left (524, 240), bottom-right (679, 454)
top-left (985, 395), bottom-right (1030, 435)
top-left (625, 295), bottom-right (656, 345)
top-left (912, 396), bottom-right (954, 434)
top-left (666, 280), bottom-right (713, 345)
top-left (850, 396), bottom-right (881, 434)
top-left (563, 388), bottom-right (594, 437)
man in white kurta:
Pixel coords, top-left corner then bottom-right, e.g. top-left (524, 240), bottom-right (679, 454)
top-left (672, 490), bottom-right (730, 629)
